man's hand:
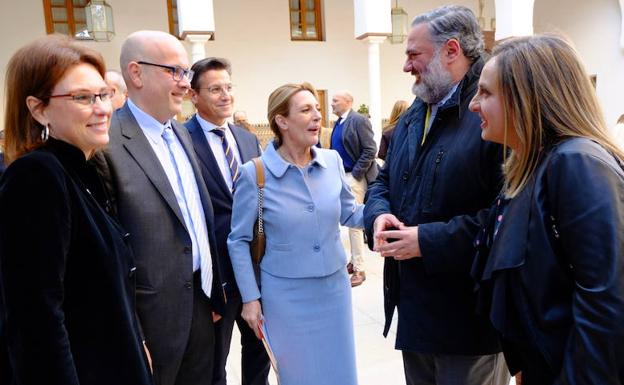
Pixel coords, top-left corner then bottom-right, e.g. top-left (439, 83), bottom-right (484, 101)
top-left (374, 222), bottom-right (422, 260)
top-left (241, 300), bottom-right (263, 339)
top-left (372, 213), bottom-right (405, 250)
top-left (212, 312), bottom-right (222, 323)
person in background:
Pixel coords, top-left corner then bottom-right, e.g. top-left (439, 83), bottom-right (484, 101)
top-left (469, 34), bottom-right (624, 385)
top-left (105, 69), bottom-right (127, 110)
top-left (0, 34), bottom-right (152, 385)
top-left (185, 57), bottom-right (269, 385)
top-left (378, 100), bottom-right (409, 161)
top-left (330, 90), bottom-right (377, 287)
top-left (0, 130), bottom-right (5, 175)
top-left (228, 82), bottom-right (363, 385)
top-left (612, 113), bottom-right (624, 149)
top-left (233, 110), bottom-right (257, 134)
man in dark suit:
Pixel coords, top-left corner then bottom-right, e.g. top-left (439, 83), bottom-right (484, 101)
top-left (330, 91), bottom-right (378, 287)
top-left (364, 6), bottom-right (508, 385)
top-left (185, 57), bottom-right (269, 385)
top-left (96, 30), bottom-right (225, 385)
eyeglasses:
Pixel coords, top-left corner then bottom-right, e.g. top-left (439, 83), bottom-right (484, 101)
top-left (47, 88), bottom-right (116, 106)
top-left (137, 61), bottom-right (194, 82)
top-left (198, 84), bottom-right (234, 96)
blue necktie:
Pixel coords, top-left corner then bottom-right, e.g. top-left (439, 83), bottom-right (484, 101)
top-left (162, 126), bottom-right (213, 297)
top-left (212, 127), bottom-right (240, 190)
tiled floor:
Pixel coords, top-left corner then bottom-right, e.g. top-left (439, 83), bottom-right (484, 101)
top-left (225, 230), bottom-right (515, 385)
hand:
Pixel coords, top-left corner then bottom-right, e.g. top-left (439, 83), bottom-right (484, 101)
top-left (241, 300), bottom-right (263, 339)
top-left (374, 225), bottom-right (421, 260)
top-left (372, 213), bottom-right (405, 250)
top-left (212, 312), bottom-right (222, 323)
top-left (143, 341), bottom-right (153, 373)
top-left (515, 372), bottom-right (522, 385)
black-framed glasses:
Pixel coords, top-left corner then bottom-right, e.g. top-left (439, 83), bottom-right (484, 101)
top-left (137, 61), bottom-right (194, 82)
top-left (198, 84), bottom-right (235, 96)
top-left (47, 88), bottom-right (116, 106)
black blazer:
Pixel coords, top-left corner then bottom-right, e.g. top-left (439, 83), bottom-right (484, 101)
top-left (185, 115), bottom-right (261, 296)
top-left (473, 138), bottom-right (624, 383)
top-left (0, 138), bottom-right (152, 385)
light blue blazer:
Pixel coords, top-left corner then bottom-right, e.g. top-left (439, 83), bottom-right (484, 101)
top-left (227, 142), bottom-right (364, 303)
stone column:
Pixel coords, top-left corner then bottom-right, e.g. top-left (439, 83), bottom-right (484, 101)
top-left (361, 35), bottom-right (387, 144)
top-left (177, 0), bottom-right (215, 62)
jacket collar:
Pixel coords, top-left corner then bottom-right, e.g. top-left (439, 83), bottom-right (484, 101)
top-left (263, 141), bottom-right (327, 178)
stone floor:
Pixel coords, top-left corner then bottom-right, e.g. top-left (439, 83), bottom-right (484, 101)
top-left (225, 230), bottom-right (515, 385)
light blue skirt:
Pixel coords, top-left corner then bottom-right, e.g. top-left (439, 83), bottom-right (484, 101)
top-left (261, 268), bottom-right (358, 385)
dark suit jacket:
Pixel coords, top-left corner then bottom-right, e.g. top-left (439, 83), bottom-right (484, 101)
top-left (472, 138), bottom-right (624, 382)
top-left (0, 138), bottom-right (152, 385)
top-left (364, 58), bottom-right (504, 355)
top-left (185, 115), bottom-right (261, 296)
top-left (331, 109), bottom-right (378, 183)
top-left (95, 104), bottom-right (225, 369)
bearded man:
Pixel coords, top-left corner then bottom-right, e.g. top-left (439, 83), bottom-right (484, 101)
top-left (363, 6), bottom-right (509, 385)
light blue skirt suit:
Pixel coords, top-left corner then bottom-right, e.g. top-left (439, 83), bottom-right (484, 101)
top-left (228, 142), bottom-right (363, 385)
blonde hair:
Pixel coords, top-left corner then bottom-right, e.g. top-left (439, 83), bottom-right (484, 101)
top-left (267, 82), bottom-right (318, 146)
top-left (492, 34), bottom-right (624, 198)
top-left (383, 100), bottom-right (409, 132)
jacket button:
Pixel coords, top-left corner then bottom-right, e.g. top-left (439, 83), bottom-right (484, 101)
top-left (307, 204), bottom-right (314, 212)
top-left (128, 267), bottom-right (136, 278)
top-left (183, 246), bottom-right (192, 254)
top-left (313, 245), bottom-right (320, 252)
top-left (184, 281), bottom-right (192, 289)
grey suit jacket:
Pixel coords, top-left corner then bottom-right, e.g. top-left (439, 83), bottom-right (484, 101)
top-left (333, 109), bottom-right (378, 183)
top-left (95, 104), bottom-right (225, 367)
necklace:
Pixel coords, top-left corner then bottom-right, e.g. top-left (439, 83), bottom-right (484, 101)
top-left (277, 146), bottom-right (311, 167)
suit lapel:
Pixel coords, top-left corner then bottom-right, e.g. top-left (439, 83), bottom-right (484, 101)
top-left (173, 119), bottom-right (216, 233)
top-left (229, 122), bottom-right (257, 163)
top-left (187, 116), bottom-right (232, 198)
top-left (117, 106), bottom-right (187, 228)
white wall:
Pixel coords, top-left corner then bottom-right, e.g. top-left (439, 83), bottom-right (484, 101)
top-left (534, 0), bottom-right (624, 126)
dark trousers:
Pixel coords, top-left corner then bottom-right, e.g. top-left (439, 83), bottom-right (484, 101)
top-left (154, 272), bottom-right (215, 385)
top-left (402, 351), bottom-right (510, 385)
top-left (212, 290), bottom-right (270, 385)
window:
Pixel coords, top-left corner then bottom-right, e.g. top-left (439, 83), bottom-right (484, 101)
top-left (43, 0), bottom-right (91, 39)
top-left (289, 0), bottom-right (323, 41)
top-left (167, 0), bottom-right (179, 38)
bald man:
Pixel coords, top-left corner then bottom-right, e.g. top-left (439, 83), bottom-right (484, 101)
top-left (330, 90), bottom-right (378, 287)
top-left (105, 70), bottom-right (127, 110)
top-left (94, 30), bottom-right (225, 385)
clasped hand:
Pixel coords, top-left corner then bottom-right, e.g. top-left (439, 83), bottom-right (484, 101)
top-left (373, 213), bottom-right (422, 260)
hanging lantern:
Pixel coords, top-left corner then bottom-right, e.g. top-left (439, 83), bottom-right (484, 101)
top-left (85, 0), bottom-right (115, 42)
top-left (390, 1), bottom-right (408, 44)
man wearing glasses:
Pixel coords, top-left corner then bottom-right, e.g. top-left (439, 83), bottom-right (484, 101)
top-left (94, 30), bottom-right (225, 385)
top-left (184, 57), bottom-right (269, 385)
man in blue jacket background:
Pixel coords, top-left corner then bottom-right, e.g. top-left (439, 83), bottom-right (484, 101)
top-left (364, 5), bottom-right (508, 385)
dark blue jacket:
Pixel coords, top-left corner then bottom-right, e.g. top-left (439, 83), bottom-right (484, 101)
top-left (472, 138), bottom-right (624, 383)
top-left (364, 58), bottom-right (504, 354)
top-left (185, 115), bottom-right (262, 296)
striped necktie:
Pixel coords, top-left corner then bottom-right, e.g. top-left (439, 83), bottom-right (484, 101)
top-left (161, 126), bottom-right (213, 297)
top-left (213, 127), bottom-right (240, 189)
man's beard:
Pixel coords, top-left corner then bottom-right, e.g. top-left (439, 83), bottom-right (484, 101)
top-left (411, 49), bottom-right (455, 104)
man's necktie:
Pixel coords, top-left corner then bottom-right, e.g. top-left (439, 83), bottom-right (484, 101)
top-left (212, 127), bottom-right (240, 190)
top-left (162, 126), bottom-right (213, 297)
top-left (334, 116), bottom-right (343, 128)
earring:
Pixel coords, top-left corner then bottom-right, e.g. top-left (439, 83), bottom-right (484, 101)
top-left (41, 124), bottom-right (49, 141)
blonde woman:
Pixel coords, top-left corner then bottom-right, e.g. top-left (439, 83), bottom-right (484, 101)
top-left (469, 34), bottom-right (624, 384)
top-left (378, 100), bottom-right (409, 160)
top-left (228, 83), bottom-right (363, 385)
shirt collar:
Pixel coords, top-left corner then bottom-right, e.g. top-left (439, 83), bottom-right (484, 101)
top-left (196, 113), bottom-right (229, 134)
top-left (338, 109), bottom-right (351, 121)
top-left (435, 82), bottom-right (460, 108)
top-left (263, 141), bottom-right (327, 178)
top-left (127, 98), bottom-right (171, 144)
